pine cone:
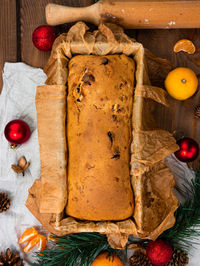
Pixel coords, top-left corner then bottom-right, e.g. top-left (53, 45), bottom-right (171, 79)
top-left (194, 105), bottom-right (200, 118)
top-left (167, 248), bottom-right (189, 266)
top-left (0, 193), bottom-right (10, 213)
top-left (0, 248), bottom-right (23, 266)
top-left (129, 249), bottom-right (153, 266)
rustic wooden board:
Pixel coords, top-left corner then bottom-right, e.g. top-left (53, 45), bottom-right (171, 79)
top-left (20, 0), bottom-right (93, 69)
top-left (0, 0), bottom-right (17, 92)
top-left (137, 29), bottom-right (200, 166)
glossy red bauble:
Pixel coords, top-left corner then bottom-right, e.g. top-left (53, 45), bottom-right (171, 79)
top-left (174, 137), bottom-right (199, 162)
top-left (146, 239), bottom-right (172, 266)
top-left (4, 120), bottom-right (30, 145)
top-left (32, 25), bottom-right (56, 51)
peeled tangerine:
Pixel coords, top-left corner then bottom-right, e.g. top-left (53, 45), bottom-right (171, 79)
top-left (24, 236), bottom-right (40, 253)
top-left (165, 67), bottom-right (198, 100)
top-left (37, 234), bottom-right (47, 251)
top-left (18, 227), bottom-right (38, 244)
top-left (173, 39), bottom-right (196, 54)
top-left (19, 228), bottom-right (47, 253)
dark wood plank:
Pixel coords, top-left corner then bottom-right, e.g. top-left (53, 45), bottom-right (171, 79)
top-left (137, 29), bottom-right (200, 166)
top-left (20, 0), bottom-right (94, 69)
top-left (0, 0), bottom-right (17, 92)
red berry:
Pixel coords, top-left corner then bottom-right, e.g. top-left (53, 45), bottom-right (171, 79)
top-left (4, 120), bottom-right (31, 145)
top-left (32, 25), bottom-right (56, 51)
top-left (174, 137), bottom-right (199, 162)
top-left (146, 239), bottom-right (172, 266)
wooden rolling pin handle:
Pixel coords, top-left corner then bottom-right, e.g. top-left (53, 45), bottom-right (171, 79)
top-left (46, 3), bottom-right (99, 26)
top-left (46, 1), bottom-right (200, 29)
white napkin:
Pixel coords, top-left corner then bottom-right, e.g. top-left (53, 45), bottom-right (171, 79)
top-left (0, 62), bottom-right (199, 265)
top-left (0, 62), bottom-right (46, 265)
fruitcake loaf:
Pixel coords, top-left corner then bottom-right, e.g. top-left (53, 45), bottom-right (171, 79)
top-left (66, 54), bottom-right (135, 221)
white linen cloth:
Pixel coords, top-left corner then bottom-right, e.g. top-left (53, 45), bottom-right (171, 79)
top-left (0, 63), bottom-right (46, 265)
top-left (0, 62), bottom-right (199, 265)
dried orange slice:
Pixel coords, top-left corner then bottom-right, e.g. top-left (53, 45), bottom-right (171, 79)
top-left (24, 235), bottom-right (40, 253)
top-left (173, 39), bottom-right (196, 54)
top-left (18, 227), bottom-right (38, 244)
top-left (37, 234), bottom-right (47, 251)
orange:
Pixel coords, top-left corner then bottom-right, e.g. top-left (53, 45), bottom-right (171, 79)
top-left (165, 67), bottom-right (198, 100)
top-left (37, 234), bottom-right (47, 251)
top-left (173, 39), bottom-right (195, 54)
top-left (19, 228), bottom-right (47, 253)
top-left (91, 252), bottom-right (124, 266)
top-left (18, 227), bottom-right (38, 244)
top-left (24, 235), bottom-right (40, 253)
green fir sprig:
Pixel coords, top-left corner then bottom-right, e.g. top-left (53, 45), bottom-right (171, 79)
top-left (160, 170), bottom-right (200, 251)
top-left (33, 232), bottom-right (118, 266)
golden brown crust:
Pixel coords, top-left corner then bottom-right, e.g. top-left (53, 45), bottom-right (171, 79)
top-left (66, 54), bottom-right (135, 221)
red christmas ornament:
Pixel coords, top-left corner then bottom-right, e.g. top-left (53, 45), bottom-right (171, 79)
top-left (146, 239), bottom-right (172, 266)
top-left (32, 25), bottom-right (56, 51)
top-left (4, 120), bottom-right (31, 146)
top-left (174, 137), bottom-right (199, 162)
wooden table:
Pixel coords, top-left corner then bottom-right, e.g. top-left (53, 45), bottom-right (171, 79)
top-left (1, 0), bottom-right (200, 167)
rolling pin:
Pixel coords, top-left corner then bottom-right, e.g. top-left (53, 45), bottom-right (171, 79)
top-left (46, 0), bottom-right (200, 29)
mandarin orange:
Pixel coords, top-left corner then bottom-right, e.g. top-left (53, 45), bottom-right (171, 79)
top-left (91, 252), bottom-right (124, 266)
top-left (165, 67), bottom-right (198, 100)
top-left (173, 39), bottom-right (195, 54)
top-left (18, 227), bottom-right (38, 244)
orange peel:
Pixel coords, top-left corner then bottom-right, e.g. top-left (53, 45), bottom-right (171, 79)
top-left (173, 39), bottom-right (196, 54)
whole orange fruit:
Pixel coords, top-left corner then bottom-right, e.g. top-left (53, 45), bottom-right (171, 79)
top-left (165, 67), bottom-right (198, 100)
top-left (91, 252), bottom-right (124, 266)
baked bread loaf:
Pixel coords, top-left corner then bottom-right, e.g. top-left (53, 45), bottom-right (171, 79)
top-left (66, 54), bottom-right (135, 221)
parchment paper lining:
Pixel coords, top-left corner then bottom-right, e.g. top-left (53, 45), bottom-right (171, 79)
top-left (26, 22), bottom-right (178, 249)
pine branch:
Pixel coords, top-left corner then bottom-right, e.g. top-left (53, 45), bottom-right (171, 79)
top-left (33, 233), bottom-right (118, 266)
top-left (160, 170), bottom-right (200, 251)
